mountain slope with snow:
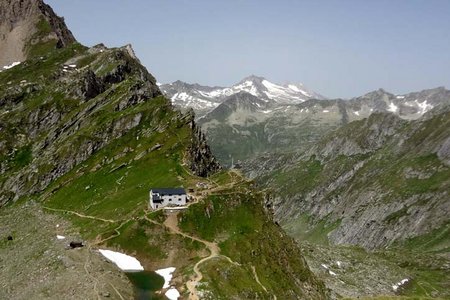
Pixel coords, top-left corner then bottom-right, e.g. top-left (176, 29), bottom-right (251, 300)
top-left (160, 75), bottom-right (325, 116)
top-left (197, 86), bottom-right (450, 165)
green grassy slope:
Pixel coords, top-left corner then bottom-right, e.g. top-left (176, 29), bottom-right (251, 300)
top-left (0, 42), bottom-right (327, 298)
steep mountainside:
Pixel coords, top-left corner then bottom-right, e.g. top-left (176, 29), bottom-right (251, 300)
top-left (244, 107), bottom-right (450, 299)
top-left (0, 0), bottom-right (76, 68)
top-left (161, 75), bottom-right (325, 116)
top-left (198, 87), bottom-right (450, 165)
top-left (0, 2), bottom-right (327, 299)
top-left (261, 109), bottom-right (450, 251)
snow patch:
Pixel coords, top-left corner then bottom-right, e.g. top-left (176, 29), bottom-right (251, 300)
top-left (396, 95), bottom-right (405, 99)
top-left (392, 278), bottom-right (409, 291)
top-left (387, 102), bottom-right (398, 113)
top-left (329, 270), bottom-right (337, 276)
top-left (56, 235), bottom-right (65, 240)
top-left (288, 84), bottom-right (300, 92)
top-left (165, 288), bottom-right (180, 300)
top-left (98, 249), bottom-right (144, 271)
top-left (155, 267), bottom-right (176, 289)
top-left (323, 110), bottom-right (330, 113)
top-left (1, 61), bottom-right (21, 71)
top-left (354, 111), bottom-right (360, 116)
top-left (416, 100), bottom-right (433, 115)
top-left (321, 264), bottom-right (329, 269)
top-left (336, 261), bottom-right (342, 267)
top-left (233, 80), bottom-right (260, 97)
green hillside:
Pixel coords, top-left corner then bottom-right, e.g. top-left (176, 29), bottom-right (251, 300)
top-left (0, 37), bottom-right (327, 299)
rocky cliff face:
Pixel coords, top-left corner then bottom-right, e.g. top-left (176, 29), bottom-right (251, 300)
top-left (0, 0), bottom-right (76, 68)
top-left (186, 110), bottom-right (222, 177)
top-left (260, 109), bottom-right (450, 251)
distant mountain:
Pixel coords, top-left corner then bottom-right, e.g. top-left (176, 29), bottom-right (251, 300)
top-left (197, 86), bottom-right (450, 165)
top-left (160, 75), bottom-right (325, 116)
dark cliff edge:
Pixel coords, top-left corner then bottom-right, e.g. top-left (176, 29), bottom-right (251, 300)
top-left (186, 109), bottom-right (222, 177)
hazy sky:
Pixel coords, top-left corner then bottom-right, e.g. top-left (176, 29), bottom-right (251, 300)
top-left (46, 0), bottom-right (450, 98)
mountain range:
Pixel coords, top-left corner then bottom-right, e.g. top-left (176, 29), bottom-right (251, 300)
top-left (163, 77), bottom-right (449, 165)
top-left (160, 75), bottom-right (325, 116)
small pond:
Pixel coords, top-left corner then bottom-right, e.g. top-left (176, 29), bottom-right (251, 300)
top-left (126, 271), bottom-right (166, 300)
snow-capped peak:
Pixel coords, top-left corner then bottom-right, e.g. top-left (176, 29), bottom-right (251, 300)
top-left (160, 75), bottom-right (324, 115)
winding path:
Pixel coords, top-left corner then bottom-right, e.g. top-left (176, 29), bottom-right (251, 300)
top-left (162, 212), bottom-right (240, 300)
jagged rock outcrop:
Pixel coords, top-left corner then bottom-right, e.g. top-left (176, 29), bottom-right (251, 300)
top-left (0, 0), bottom-right (76, 68)
top-left (186, 110), bottom-right (221, 177)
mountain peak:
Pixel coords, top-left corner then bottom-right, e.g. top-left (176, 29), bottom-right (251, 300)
top-left (0, 0), bottom-right (76, 67)
top-left (238, 75), bottom-right (266, 84)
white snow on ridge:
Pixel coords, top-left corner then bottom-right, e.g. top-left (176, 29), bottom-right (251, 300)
top-left (99, 249), bottom-right (144, 271)
top-left (165, 288), bottom-right (180, 300)
top-left (416, 99), bottom-right (433, 114)
top-left (288, 84), bottom-right (300, 92)
top-left (262, 80), bottom-right (308, 103)
top-left (396, 95), bottom-right (405, 99)
top-left (388, 102), bottom-right (398, 113)
top-left (155, 267), bottom-right (176, 289)
top-left (354, 111), bottom-right (360, 116)
top-left (233, 80), bottom-right (260, 97)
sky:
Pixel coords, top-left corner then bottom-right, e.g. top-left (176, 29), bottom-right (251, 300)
top-left (46, 0), bottom-right (450, 99)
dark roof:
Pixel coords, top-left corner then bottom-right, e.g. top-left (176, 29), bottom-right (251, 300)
top-left (151, 188), bottom-right (186, 195)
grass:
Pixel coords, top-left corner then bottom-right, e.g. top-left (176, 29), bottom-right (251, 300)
top-left (283, 214), bottom-right (341, 245)
top-left (179, 189), bottom-right (328, 299)
top-left (399, 221), bottom-right (450, 253)
top-left (106, 219), bottom-right (167, 259)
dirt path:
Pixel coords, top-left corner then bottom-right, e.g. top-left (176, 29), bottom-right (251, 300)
top-left (162, 212), bottom-right (240, 300)
top-left (42, 206), bottom-right (116, 223)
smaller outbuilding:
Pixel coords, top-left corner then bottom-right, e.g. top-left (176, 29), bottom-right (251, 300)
top-left (149, 188), bottom-right (187, 209)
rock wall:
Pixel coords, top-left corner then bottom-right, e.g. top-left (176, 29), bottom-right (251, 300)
top-left (187, 110), bottom-right (222, 177)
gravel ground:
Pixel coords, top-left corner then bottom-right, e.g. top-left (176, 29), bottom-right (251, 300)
top-left (0, 201), bottom-right (133, 300)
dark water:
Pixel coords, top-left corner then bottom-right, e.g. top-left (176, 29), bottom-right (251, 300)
top-left (125, 271), bottom-right (166, 300)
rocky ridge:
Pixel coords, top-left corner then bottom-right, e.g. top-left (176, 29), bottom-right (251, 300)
top-left (0, 41), bottom-right (220, 206)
